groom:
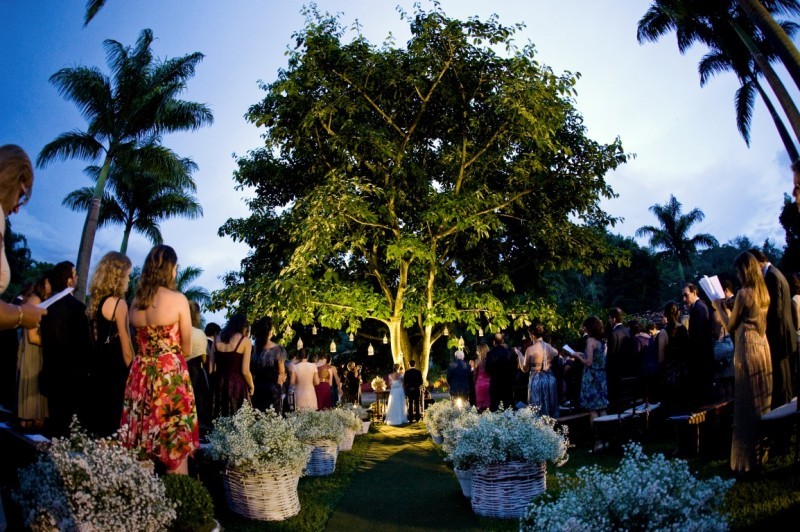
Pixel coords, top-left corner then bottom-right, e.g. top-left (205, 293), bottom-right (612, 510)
top-left (404, 360), bottom-right (424, 422)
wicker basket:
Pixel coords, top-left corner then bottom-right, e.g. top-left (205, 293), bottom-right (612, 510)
top-left (305, 440), bottom-right (338, 476)
top-left (470, 461), bottom-right (546, 519)
top-left (454, 467), bottom-right (473, 498)
top-left (222, 466), bottom-right (301, 521)
top-left (358, 420), bottom-right (371, 434)
top-left (432, 433), bottom-right (444, 445)
top-left (339, 429), bottom-right (356, 451)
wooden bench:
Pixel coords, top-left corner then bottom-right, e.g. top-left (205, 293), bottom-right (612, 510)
top-left (666, 399), bottom-right (733, 456)
top-left (556, 411), bottom-right (592, 445)
top-left (759, 397), bottom-right (799, 463)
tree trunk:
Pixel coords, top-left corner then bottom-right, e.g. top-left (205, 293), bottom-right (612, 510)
top-left (119, 221), bottom-right (132, 255)
top-left (754, 77), bottom-right (800, 162)
top-left (736, 0), bottom-right (800, 94)
top-left (74, 156), bottom-right (111, 302)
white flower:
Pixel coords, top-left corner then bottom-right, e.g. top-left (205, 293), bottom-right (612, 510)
top-left (207, 402), bottom-right (311, 475)
top-left (521, 442), bottom-right (734, 531)
top-left (288, 409), bottom-right (347, 445)
top-left (331, 407), bottom-right (363, 431)
top-left (14, 422), bottom-right (176, 531)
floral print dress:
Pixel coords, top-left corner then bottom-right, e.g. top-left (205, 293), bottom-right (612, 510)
top-left (120, 323), bottom-right (199, 470)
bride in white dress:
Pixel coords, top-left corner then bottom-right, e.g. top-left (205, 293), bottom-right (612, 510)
top-left (384, 364), bottom-right (408, 425)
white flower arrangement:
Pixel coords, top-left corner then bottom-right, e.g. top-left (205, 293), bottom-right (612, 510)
top-left (423, 399), bottom-right (463, 438)
top-left (207, 402), bottom-right (311, 476)
top-left (449, 407), bottom-right (569, 471)
top-left (340, 402), bottom-right (369, 420)
top-left (331, 406), bottom-right (363, 431)
top-left (440, 406), bottom-right (480, 457)
top-left (521, 442), bottom-right (734, 531)
top-left (370, 376), bottom-right (387, 391)
top-left (14, 423), bottom-right (176, 531)
top-left (288, 409), bottom-right (347, 445)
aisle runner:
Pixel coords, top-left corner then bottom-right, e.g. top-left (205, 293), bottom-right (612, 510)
top-left (326, 422), bottom-right (482, 531)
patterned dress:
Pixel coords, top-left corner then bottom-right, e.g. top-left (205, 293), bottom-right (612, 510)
top-left (120, 323), bottom-right (199, 471)
top-left (580, 340), bottom-right (609, 411)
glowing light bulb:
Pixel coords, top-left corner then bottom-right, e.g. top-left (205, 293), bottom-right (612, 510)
top-left (349, 332), bottom-right (354, 342)
top-left (368, 343), bottom-right (375, 356)
top-left (443, 326), bottom-right (449, 336)
top-left (329, 340), bottom-right (336, 353)
top-left (478, 327), bottom-right (484, 337)
top-left (458, 336), bottom-right (465, 349)
top-left (297, 338), bottom-right (304, 350)
top-left (311, 325), bottom-right (317, 336)
top-left (382, 333), bottom-right (388, 344)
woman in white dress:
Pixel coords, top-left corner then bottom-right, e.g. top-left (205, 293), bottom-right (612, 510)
top-left (384, 364), bottom-right (408, 425)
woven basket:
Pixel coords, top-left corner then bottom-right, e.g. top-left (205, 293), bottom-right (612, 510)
top-left (470, 461), bottom-right (546, 518)
top-left (305, 440), bottom-right (338, 476)
top-left (432, 433), bottom-right (444, 445)
top-left (222, 466), bottom-right (300, 521)
top-left (454, 467), bottom-right (473, 498)
top-left (358, 420), bottom-right (371, 434)
top-left (339, 429), bottom-right (356, 451)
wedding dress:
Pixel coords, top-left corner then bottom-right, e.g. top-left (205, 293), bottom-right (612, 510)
top-left (384, 375), bottom-right (408, 425)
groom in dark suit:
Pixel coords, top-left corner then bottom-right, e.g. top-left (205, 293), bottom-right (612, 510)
top-left (404, 360), bottom-right (424, 422)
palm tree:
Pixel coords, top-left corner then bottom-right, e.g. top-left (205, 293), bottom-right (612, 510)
top-left (635, 195), bottom-right (719, 283)
top-left (638, 1), bottom-right (800, 160)
top-left (63, 141), bottom-right (202, 254)
top-left (126, 265), bottom-right (210, 307)
top-left (84, 0), bottom-right (109, 26)
top-left (36, 29), bottom-right (212, 300)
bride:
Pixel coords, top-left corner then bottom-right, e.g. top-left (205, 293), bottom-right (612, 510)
top-left (384, 364), bottom-right (408, 426)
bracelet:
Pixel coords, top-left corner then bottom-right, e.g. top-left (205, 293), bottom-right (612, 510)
top-left (15, 305), bottom-right (23, 328)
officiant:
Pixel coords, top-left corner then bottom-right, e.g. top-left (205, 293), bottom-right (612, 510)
top-left (681, 283), bottom-right (715, 409)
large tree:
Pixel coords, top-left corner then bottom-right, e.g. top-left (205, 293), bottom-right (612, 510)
top-left (37, 29), bottom-right (212, 300)
top-left (214, 6), bottom-right (629, 375)
top-left (63, 141), bottom-right (202, 254)
top-left (635, 195), bottom-right (719, 283)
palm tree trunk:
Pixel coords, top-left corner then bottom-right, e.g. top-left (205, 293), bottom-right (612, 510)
top-left (75, 156), bottom-right (111, 301)
top-left (733, 21), bottom-right (800, 154)
top-left (753, 76), bottom-right (800, 162)
top-left (119, 220), bottom-right (133, 255)
top-left (735, 0), bottom-right (800, 93)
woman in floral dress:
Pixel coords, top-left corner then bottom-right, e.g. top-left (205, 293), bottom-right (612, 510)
top-left (121, 245), bottom-right (198, 474)
top-left (569, 316), bottom-right (609, 451)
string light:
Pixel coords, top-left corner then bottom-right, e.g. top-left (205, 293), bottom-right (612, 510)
top-left (458, 336), bottom-right (465, 349)
top-left (478, 327), bottom-right (484, 337)
top-left (329, 339), bottom-right (337, 353)
top-left (367, 343), bottom-right (375, 356)
top-left (297, 338), bottom-right (304, 350)
top-left (443, 326), bottom-right (449, 336)
top-left (382, 333), bottom-right (388, 344)
top-left (349, 332), bottom-right (355, 342)
top-left (311, 324), bottom-right (317, 336)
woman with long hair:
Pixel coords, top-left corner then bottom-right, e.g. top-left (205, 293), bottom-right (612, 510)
top-left (16, 271), bottom-right (51, 429)
top-left (713, 251), bottom-right (773, 473)
top-left (86, 251), bottom-right (133, 437)
top-left (473, 343), bottom-right (491, 410)
top-left (210, 313), bottom-right (254, 419)
top-left (568, 316), bottom-right (609, 451)
top-left (250, 316), bottom-right (287, 414)
top-left (120, 245), bottom-right (198, 475)
top-left (521, 322), bottom-right (559, 418)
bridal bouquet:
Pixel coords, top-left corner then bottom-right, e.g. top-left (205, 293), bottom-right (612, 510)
top-left (450, 407), bottom-right (569, 471)
top-left (521, 442), bottom-right (733, 531)
top-left (207, 402), bottom-right (311, 476)
top-left (15, 422), bottom-right (176, 531)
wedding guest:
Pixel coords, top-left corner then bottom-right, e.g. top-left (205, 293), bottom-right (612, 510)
top-left (121, 244), bottom-right (198, 475)
top-left (188, 301), bottom-right (212, 435)
top-left (210, 313), bottom-right (254, 418)
top-left (0, 145), bottom-right (46, 330)
top-left (749, 248), bottom-right (795, 408)
top-left (85, 252), bottom-right (133, 437)
top-left (659, 301), bottom-right (690, 416)
top-left (521, 322), bottom-right (559, 418)
top-left (204, 322), bottom-right (220, 372)
top-left (40, 261), bottom-right (93, 437)
top-left (486, 332), bottom-right (516, 411)
top-left (250, 316), bottom-right (287, 414)
top-left (16, 271), bottom-right (51, 430)
top-left (404, 359), bottom-right (423, 422)
top-left (290, 347), bottom-right (319, 411)
top-left (711, 287), bottom-right (735, 402)
top-left (473, 343), bottom-right (491, 411)
top-left (605, 307), bottom-right (631, 404)
top-left (682, 283), bottom-right (715, 408)
top-left (343, 361), bottom-right (362, 405)
top-left (569, 316), bottom-right (608, 452)
top-left (446, 349), bottom-right (471, 403)
top-left (317, 353), bottom-right (342, 407)
top-left (713, 251), bottom-right (773, 473)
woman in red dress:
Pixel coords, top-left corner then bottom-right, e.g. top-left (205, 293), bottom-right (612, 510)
top-left (121, 245), bottom-right (198, 475)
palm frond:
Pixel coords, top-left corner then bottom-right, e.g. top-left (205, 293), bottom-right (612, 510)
top-left (37, 132), bottom-right (104, 168)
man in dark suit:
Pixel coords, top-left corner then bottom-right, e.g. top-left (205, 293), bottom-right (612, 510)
top-left (485, 332), bottom-right (517, 411)
top-left (606, 307), bottom-right (632, 404)
top-left (40, 261), bottom-right (94, 437)
top-left (446, 350), bottom-right (471, 403)
top-left (750, 248), bottom-right (796, 407)
top-left (682, 283), bottom-right (715, 408)
top-left (403, 359), bottom-right (423, 422)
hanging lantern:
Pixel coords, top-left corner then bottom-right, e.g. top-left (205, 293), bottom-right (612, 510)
top-left (382, 333), bottom-right (388, 344)
top-left (443, 326), bottom-right (449, 336)
top-left (349, 332), bottom-right (355, 342)
top-left (297, 338), bottom-right (304, 350)
top-left (367, 343), bottom-right (375, 356)
top-left (478, 327), bottom-right (484, 337)
top-left (284, 324), bottom-right (293, 337)
top-left (458, 336), bottom-right (465, 349)
top-left (311, 324), bottom-right (317, 336)
top-left (329, 339), bottom-right (337, 353)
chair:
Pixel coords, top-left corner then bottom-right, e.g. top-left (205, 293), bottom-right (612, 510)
top-left (592, 376), bottom-right (647, 450)
top-left (759, 397), bottom-right (800, 464)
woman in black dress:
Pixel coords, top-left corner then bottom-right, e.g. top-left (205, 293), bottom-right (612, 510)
top-left (210, 314), bottom-right (254, 418)
top-left (250, 316), bottom-right (287, 414)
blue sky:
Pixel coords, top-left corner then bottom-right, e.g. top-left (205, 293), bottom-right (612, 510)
top-left (2, 1), bottom-right (797, 322)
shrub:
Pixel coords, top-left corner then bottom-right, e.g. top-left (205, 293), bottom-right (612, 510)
top-left (162, 474), bottom-right (215, 532)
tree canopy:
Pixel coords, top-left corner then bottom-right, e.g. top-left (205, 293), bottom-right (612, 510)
top-left (214, 5), bottom-right (630, 373)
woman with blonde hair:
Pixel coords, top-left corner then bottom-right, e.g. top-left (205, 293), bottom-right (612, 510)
top-left (0, 145), bottom-right (46, 329)
top-left (473, 343), bottom-right (491, 410)
top-left (121, 245), bottom-right (198, 474)
top-left (713, 251), bottom-right (773, 473)
top-left (86, 251), bottom-right (133, 437)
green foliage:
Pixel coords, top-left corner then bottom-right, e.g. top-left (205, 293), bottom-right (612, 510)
top-left (214, 5), bottom-right (630, 371)
top-left (161, 474), bottom-right (215, 532)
